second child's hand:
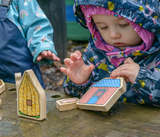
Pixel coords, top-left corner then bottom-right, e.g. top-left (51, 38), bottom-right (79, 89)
top-left (37, 51), bottom-right (60, 61)
top-left (60, 51), bottom-right (95, 85)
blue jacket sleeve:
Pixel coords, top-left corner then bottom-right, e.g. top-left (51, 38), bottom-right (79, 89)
top-left (131, 64), bottom-right (160, 106)
top-left (13, 0), bottom-right (57, 65)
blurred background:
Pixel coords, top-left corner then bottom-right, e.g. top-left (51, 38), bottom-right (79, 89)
top-left (36, 0), bottom-right (90, 92)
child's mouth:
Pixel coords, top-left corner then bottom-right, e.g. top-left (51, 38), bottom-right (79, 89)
top-left (114, 42), bottom-right (125, 47)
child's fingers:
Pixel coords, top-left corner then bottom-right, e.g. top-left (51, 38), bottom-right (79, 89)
top-left (52, 53), bottom-right (60, 61)
top-left (87, 64), bottom-right (95, 73)
top-left (112, 64), bottom-right (131, 74)
top-left (60, 67), bottom-right (67, 74)
top-left (37, 51), bottom-right (61, 61)
top-left (124, 57), bottom-right (134, 64)
top-left (55, 56), bottom-right (60, 61)
top-left (47, 51), bottom-right (52, 57)
top-left (111, 70), bottom-right (128, 79)
top-left (37, 55), bottom-right (42, 61)
top-left (64, 58), bottom-right (73, 68)
top-left (37, 51), bottom-right (48, 61)
top-left (42, 51), bottom-right (47, 57)
top-left (114, 66), bottom-right (128, 72)
top-left (64, 57), bottom-right (83, 72)
top-left (70, 52), bottom-right (81, 61)
top-left (60, 67), bottom-right (71, 76)
top-left (111, 70), bottom-right (135, 83)
top-left (74, 51), bottom-right (82, 57)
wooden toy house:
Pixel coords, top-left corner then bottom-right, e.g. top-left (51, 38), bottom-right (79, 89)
top-left (16, 70), bottom-right (46, 121)
top-left (77, 77), bottom-right (126, 112)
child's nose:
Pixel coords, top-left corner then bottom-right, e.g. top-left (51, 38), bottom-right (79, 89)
top-left (109, 29), bottom-right (121, 39)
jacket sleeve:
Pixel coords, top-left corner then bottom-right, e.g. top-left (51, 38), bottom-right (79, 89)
top-left (131, 55), bottom-right (160, 106)
top-left (17, 0), bottom-right (57, 65)
top-left (63, 44), bottom-right (97, 98)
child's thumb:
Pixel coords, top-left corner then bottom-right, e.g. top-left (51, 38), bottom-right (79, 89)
top-left (124, 57), bottom-right (134, 64)
top-left (87, 64), bottom-right (95, 74)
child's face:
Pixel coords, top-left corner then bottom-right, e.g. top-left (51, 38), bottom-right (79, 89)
top-left (92, 15), bottom-right (143, 50)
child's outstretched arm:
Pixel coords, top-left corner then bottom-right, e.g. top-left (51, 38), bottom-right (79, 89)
top-left (60, 51), bottom-right (95, 85)
top-left (17, 0), bottom-right (59, 65)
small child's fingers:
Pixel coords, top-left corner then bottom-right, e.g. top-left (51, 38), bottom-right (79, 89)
top-left (53, 56), bottom-right (60, 61)
top-left (37, 55), bottom-right (42, 61)
top-left (47, 51), bottom-right (52, 57)
top-left (110, 70), bottom-right (118, 78)
top-left (75, 51), bottom-right (82, 57)
top-left (124, 57), bottom-right (134, 64)
top-left (111, 70), bottom-right (128, 79)
top-left (42, 51), bottom-right (47, 57)
top-left (51, 53), bottom-right (60, 61)
top-left (60, 67), bottom-right (70, 76)
top-left (60, 67), bottom-right (67, 74)
top-left (64, 58), bottom-right (73, 67)
top-left (70, 52), bottom-right (81, 61)
top-left (87, 64), bottom-right (95, 73)
top-left (55, 56), bottom-right (60, 61)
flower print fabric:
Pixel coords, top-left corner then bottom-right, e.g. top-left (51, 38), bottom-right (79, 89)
top-left (63, 0), bottom-right (160, 106)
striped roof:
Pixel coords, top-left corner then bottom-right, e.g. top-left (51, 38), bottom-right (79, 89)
top-left (92, 79), bottom-right (120, 87)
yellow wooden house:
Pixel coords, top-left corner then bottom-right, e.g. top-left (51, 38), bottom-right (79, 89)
top-left (16, 70), bottom-right (46, 121)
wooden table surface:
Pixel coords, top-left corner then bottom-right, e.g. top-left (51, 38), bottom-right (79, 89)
top-left (0, 82), bottom-right (160, 137)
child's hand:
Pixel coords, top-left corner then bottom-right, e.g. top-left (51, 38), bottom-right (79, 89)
top-left (110, 57), bottom-right (140, 83)
top-left (37, 51), bottom-right (60, 61)
top-left (60, 51), bottom-right (95, 85)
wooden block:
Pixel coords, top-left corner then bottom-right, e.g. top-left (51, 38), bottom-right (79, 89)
top-left (77, 77), bottom-right (126, 112)
top-left (0, 79), bottom-right (5, 94)
top-left (15, 69), bottom-right (46, 121)
top-left (56, 98), bottom-right (79, 111)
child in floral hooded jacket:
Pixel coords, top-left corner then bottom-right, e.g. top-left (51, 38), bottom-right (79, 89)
top-left (60, 0), bottom-right (160, 106)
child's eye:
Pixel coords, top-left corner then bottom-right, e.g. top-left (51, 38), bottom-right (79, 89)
top-left (100, 26), bottom-right (108, 30)
top-left (119, 23), bottom-right (129, 27)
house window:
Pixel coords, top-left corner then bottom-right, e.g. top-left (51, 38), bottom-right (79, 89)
top-left (27, 99), bottom-right (32, 106)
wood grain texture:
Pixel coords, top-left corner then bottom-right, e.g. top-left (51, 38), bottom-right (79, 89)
top-left (56, 98), bottom-right (79, 111)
